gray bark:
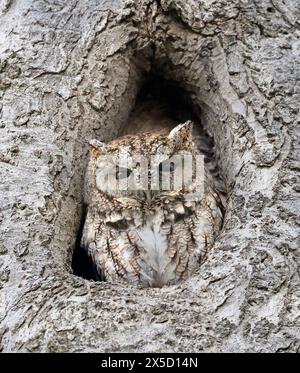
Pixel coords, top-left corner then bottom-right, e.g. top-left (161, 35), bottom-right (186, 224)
top-left (0, 0), bottom-right (299, 352)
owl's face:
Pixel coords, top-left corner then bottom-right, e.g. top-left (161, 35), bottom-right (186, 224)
top-left (89, 121), bottom-right (199, 201)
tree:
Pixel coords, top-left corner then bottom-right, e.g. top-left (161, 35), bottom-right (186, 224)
top-left (0, 0), bottom-right (299, 352)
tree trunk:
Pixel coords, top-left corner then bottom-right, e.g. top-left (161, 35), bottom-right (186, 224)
top-left (0, 0), bottom-right (299, 352)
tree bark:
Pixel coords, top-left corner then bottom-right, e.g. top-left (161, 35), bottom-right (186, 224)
top-left (0, 0), bottom-right (299, 352)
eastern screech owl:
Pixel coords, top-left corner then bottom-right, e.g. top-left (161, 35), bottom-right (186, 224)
top-left (82, 121), bottom-right (224, 287)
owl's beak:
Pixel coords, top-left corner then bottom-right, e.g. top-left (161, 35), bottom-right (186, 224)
top-left (143, 190), bottom-right (152, 202)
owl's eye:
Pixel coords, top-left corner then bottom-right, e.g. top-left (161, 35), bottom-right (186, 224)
top-left (115, 166), bottom-right (132, 180)
top-left (159, 160), bottom-right (176, 173)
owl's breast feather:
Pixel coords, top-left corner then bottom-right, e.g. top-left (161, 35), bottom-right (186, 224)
top-left (136, 214), bottom-right (177, 287)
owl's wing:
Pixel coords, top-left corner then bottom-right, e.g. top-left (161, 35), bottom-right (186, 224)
top-left (188, 189), bottom-right (224, 272)
top-left (86, 222), bottom-right (141, 285)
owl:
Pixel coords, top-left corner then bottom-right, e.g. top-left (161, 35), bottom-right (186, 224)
top-left (81, 121), bottom-right (224, 287)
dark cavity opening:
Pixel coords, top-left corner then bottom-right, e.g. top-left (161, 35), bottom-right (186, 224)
top-left (119, 75), bottom-right (200, 136)
top-left (72, 205), bottom-right (98, 281)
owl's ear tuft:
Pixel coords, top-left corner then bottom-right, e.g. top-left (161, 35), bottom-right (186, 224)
top-left (168, 121), bottom-right (193, 143)
top-left (89, 139), bottom-right (106, 152)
